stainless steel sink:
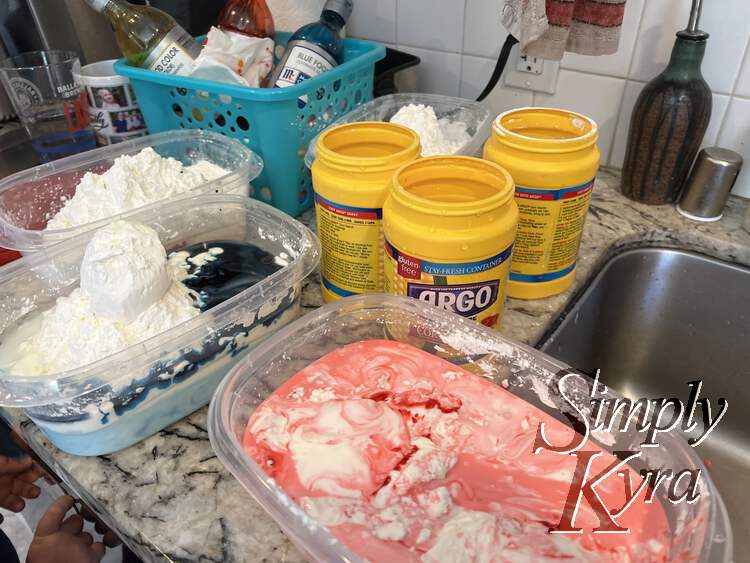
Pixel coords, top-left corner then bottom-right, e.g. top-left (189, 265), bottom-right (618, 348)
top-left (538, 247), bottom-right (749, 559)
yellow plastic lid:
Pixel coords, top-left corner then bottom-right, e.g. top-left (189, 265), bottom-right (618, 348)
top-left (492, 107), bottom-right (598, 154)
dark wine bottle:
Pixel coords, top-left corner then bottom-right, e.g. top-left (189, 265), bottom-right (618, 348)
top-left (620, 5), bottom-right (711, 205)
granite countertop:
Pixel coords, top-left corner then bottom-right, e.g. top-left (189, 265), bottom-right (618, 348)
top-left (4, 168), bottom-right (750, 562)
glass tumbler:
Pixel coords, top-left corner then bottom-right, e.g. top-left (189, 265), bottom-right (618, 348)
top-left (0, 51), bottom-right (96, 163)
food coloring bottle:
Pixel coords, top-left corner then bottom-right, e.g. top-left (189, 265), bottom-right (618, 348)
top-left (270, 0), bottom-right (352, 103)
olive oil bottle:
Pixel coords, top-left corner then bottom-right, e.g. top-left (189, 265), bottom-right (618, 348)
top-left (84, 0), bottom-right (201, 75)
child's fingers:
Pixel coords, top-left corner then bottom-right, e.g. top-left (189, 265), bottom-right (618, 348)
top-left (26, 462), bottom-right (45, 482)
top-left (60, 513), bottom-right (84, 535)
top-left (12, 479), bottom-right (40, 499)
top-left (0, 456), bottom-right (32, 475)
top-left (18, 466), bottom-right (43, 483)
top-left (80, 504), bottom-right (99, 524)
top-left (89, 542), bottom-right (106, 562)
top-left (4, 494), bottom-right (26, 512)
top-left (81, 504), bottom-right (121, 546)
top-left (80, 531), bottom-right (94, 545)
top-left (35, 495), bottom-right (75, 535)
top-left (102, 529), bottom-right (121, 547)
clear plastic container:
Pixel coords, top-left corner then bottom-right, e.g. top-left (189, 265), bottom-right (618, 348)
top-left (304, 93), bottom-right (492, 168)
top-left (0, 194), bottom-right (319, 456)
top-left (208, 294), bottom-right (733, 563)
top-left (0, 130), bottom-right (263, 252)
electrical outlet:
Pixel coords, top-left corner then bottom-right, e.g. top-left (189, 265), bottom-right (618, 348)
top-left (517, 54), bottom-right (543, 75)
top-left (504, 45), bottom-right (560, 94)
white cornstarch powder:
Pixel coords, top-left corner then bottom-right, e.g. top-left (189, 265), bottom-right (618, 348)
top-left (389, 104), bottom-right (471, 156)
top-left (80, 220), bottom-right (172, 323)
top-left (0, 220), bottom-right (198, 376)
top-left (45, 147), bottom-right (229, 230)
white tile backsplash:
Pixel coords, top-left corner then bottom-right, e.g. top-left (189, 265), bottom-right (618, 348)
top-left (735, 44), bottom-right (750, 99)
top-left (560, 0), bottom-right (645, 78)
top-left (347, 0), bottom-right (397, 44)
top-left (397, 0), bottom-right (465, 53)
top-left (463, 0), bottom-right (507, 58)
top-left (717, 97), bottom-right (750, 197)
top-left (629, 0), bottom-right (750, 95)
top-left (459, 54), bottom-right (494, 100)
top-left (346, 0), bottom-right (750, 197)
top-left (460, 55), bottom-right (534, 117)
top-left (483, 85), bottom-right (534, 120)
top-left (534, 70), bottom-right (626, 164)
top-left (705, 94), bottom-right (731, 149)
top-left (397, 45), bottom-right (462, 97)
top-left (609, 80), bottom-right (645, 168)
top-left (628, 0), bottom-right (688, 84)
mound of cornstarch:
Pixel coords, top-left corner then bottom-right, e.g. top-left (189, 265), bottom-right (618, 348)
top-left (389, 104), bottom-right (471, 156)
top-left (0, 220), bottom-right (198, 376)
top-left (46, 147), bottom-right (229, 230)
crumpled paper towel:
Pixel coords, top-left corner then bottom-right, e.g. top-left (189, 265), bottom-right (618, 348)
top-left (190, 27), bottom-right (274, 87)
top-left (266, 0), bottom-right (326, 32)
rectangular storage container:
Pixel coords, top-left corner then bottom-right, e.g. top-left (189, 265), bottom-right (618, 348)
top-left (304, 93), bottom-right (492, 167)
top-left (0, 194), bottom-right (319, 456)
top-left (208, 294), bottom-right (732, 563)
top-left (0, 130), bottom-right (262, 252)
top-left (115, 34), bottom-right (385, 217)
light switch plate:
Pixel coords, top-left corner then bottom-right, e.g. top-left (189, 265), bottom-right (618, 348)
top-left (504, 45), bottom-right (560, 94)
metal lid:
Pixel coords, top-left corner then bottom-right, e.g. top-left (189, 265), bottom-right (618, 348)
top-left (323, 0), bottom-right (353, 22)
top-left (700, 147), bottom-right (744, 168)
top-left (677, 147), bottom-right (743, 222)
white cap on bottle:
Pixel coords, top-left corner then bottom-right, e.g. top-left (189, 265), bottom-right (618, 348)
top-left (84, 0), bottom-right (111, 13)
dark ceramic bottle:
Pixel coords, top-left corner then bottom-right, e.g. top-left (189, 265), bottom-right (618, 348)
top-left (621, 28), bottom-right (712, 205)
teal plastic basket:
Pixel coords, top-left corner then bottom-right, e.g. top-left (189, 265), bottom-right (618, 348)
top-left (114, 34), bottom-right (385, 217)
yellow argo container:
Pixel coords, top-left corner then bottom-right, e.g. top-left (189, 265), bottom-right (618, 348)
top-left (383, 156), bottom-right (518, 329)
top-left (484, 107), bottom-right (600, 300)
top-left (312, 121), bottom-right (420, 302)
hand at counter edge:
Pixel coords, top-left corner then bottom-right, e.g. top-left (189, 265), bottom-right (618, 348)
top-left (0, 456), bottom-right (42, 517)
top-left (27, 495), bottom-right (106, 563)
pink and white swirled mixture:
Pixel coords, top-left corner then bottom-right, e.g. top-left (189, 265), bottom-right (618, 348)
top-left (243, 340), bottom-right (671, 562)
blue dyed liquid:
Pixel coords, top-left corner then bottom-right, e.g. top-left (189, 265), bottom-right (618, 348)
top-left (27, 240), bottom-right (291, 424)
top-left (174, 240), bottom-right (285, 311)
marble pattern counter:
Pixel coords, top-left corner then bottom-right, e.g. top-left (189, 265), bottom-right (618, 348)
top-left (5, 169), bottom-right (750, 562)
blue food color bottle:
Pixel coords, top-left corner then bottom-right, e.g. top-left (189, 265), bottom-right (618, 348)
top-left (271, 0), bottom-right (353, 107)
